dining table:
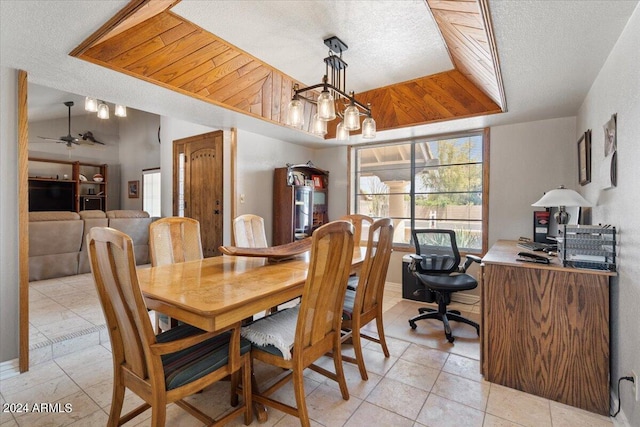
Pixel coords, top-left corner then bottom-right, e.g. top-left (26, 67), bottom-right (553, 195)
top-left (137, 246), bottom-right (366, 422)
top-left (137, 247), bottom-right (366, 333)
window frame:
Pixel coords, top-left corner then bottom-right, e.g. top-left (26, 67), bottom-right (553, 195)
top-left (349, 128), bottom-right (490, 255)
top-left (142, 167), bottom-right (161, 218)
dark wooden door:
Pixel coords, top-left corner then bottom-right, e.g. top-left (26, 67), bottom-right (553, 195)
top-left (173, 131), bottom-right (223, 257)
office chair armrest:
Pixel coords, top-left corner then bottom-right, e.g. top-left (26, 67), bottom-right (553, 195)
top-left (407, 254), bottom-right (423, 274)
top-left (461, 254), bottom-right (482, 273)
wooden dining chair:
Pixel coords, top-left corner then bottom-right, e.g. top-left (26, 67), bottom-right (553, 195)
top-left (243, 220), bottom-right (355, 427)
top-left (233, 214), bottom-right (268, 248)
top-left (340, 217), bottom-right (394, 380)
top-left (340, 214), bottom-right (374, 247)
top-left (149, 217), bottom-right (203, 331)
top-left (86, 227), bottom-right (252, 427)
top-left (150, 217), bottom-right (203, 265)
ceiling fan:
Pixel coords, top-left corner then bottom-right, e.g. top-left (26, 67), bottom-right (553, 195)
top-left (38, 101), bottom-right (105, 148)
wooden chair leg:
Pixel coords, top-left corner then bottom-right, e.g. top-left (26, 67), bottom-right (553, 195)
top-left (332, 348), bottom-right (350, 400)
top-left (242, 356), bottom-right (253, 425)
top-left (107, 383), bottom-right (125, 427)
top-left (351, 329), bottom-right (368, 381)
top-left (376, 315), bottom-right (390, 357)
top-left (293, 369), bottom-right (311, 427)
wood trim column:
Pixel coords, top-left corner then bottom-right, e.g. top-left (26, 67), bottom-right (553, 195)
top-left (18, 70), bottom-right (29, 372)
top-left (230, 128), bottom-right (237, 245)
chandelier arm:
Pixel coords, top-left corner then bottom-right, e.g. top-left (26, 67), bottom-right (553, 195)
top-left (294, 83), bottom-right (370, 115)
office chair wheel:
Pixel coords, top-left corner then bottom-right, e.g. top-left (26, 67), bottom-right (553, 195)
top-left (409, 320), bottom-right (417, 329)
top-left (446, 334), bottom-right (455, 343)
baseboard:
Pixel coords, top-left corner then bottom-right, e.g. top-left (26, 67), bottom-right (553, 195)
top-left (0, 358), bottom-right (20, 381)
top-left (451, 293), bottom-right (480, 305)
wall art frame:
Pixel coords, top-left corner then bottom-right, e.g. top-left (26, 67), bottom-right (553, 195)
top-left (578, 129), bottom-right (592, 186)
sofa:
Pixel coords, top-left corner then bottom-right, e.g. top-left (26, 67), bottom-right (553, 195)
top-left (29, 210), bottom-right (156, 281)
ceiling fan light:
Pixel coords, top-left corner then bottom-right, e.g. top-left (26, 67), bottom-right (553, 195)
top-left (362, 116), bottom-right (376, 139)
top-left (114, 104), bottom-right (127, 117)
top-left (84, 97), bottom-right (97, 112)
top-left (97, 102), bottom-right (109, 119)
top-left (343, 104), bottom-right (360, 131)
top-left (287, 98), bottom-right (304, 128)
top-left (316, 90), bottom-right (335, 121)
top-left (336, 121), bottom-right (350, 141)
top-left (311, 113), bottom-right (327, 136)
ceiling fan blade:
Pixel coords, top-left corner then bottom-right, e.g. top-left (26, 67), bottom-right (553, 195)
top-left (38, 136), bottom-right (66, 143)
top-left (80, 131), bottom-right (105, 145)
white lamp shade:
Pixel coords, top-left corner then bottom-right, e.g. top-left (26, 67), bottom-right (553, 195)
top-left (311, 114), bottom-right (327, 136)
top-left (343, 104), bottom-right (360, 131)
top-left (532, 186), bottom-right (593, 207)
top-left (286, 99), bottom-right (304, 128)
top-left (316, 91), bottom-right (336, 121)
top-left (114, 104), bottom-right (127, 117)
top-left (97, 102), bottom-right (109, 119)
top-left (336, 121), bottom-right (350, 141)
top-left (84, 97), bottom-right (97, 112)
top-left (362, 116), bottom-right (376, 139)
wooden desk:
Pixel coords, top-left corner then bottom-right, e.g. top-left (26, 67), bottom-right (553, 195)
top-left (481, 240), bottom-right (614, 415)
top-left (137, 248), bottom-right (366, 333)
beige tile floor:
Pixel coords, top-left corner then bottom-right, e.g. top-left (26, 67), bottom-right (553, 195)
top-left (0, 274), bottom-right (617, 426)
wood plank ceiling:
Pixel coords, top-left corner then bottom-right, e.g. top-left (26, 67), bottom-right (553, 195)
top-left (71, 0), bottom-right (505, 139)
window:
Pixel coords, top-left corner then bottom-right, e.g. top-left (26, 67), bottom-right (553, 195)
top-left (142, 168), bottom-right (161, 217)
top-left (353, 129), bottom-right (489, 254)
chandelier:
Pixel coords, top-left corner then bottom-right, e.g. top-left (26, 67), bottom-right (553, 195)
top-left (286, 36), bottom-right (376, 141)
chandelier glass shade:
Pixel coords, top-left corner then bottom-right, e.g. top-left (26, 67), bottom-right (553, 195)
top-left (311, 114), bottom-right (328, 136)
top-left (362, 114), bottom-right (376, 139)
top-left (336, 121), bottom-right (350, 141)
top-left (84, 97), bottom-right (98, 112)
top-left (286, 36), bottom-right (375, 140)
top-left (97, 101), bottom-right (110, 119)
top-left (317, 89), bottom-right (336, 121)
top-left (343, 102), bottom-right (361, 131)
top-left (114, 104), bottom-right (127, 117)
top-left (286, 97), bottom-right (304, 128)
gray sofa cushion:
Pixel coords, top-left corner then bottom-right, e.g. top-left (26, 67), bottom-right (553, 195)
top-left (29, 212), bottom-right (83, 281)
top-left (107, 211), bottom-right (153, 265)
top-left (78, 211), bottom-right (109, 274)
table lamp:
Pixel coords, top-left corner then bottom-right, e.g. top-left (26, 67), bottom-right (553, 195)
top-left (531, 185), bottom-right (593, 225)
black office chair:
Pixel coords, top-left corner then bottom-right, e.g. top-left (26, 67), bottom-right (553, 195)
top-left (407, 229), bottom-right (481, 342)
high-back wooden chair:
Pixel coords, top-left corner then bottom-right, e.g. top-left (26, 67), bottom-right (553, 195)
top-left (245, 221), bottom-right (355, 427)
top-left (233, 214), bottom-right (268, 248)
top-left (340, 218), bottom-right (394, 380)
top-left (149, 217), bottom-right (204, 331)
top-left (340, 214), bottom-right (374, 246)
top-left (86, 227), bottom-right (252, 426)
top-left (149, 217), bottom-right (204, 266)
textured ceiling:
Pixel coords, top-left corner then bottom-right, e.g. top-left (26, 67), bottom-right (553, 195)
top-left (1, 0), bottom-right (638, 148)
top-left (171, 0), bottom-right (454, 94)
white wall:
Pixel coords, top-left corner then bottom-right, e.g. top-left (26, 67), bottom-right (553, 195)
top-left (118, 109), bottom-right (161, 210)
top-left (315, 146), bottom-right (349, 221)
top-left (489, 116), bottom-right (577, 245)
top-left (235, 129), bottom-right (315, 245)
top-left (0, 67), bottom-right (20, 362)
top-left (577, 4), bottom-right (640, 423)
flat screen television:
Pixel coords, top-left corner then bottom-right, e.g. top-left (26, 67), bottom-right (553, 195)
top-left (28, 180), bottom-right (75, 212)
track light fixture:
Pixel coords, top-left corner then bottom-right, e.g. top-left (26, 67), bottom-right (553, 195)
top-left (85, 97), bottom-right (127, 119)
top-left (286, 36), bottom-right (376, 141)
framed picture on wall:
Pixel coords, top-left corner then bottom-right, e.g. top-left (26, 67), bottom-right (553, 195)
top-left (578, 130), bottom-right (591, 185)
top-left (128, 180), bottom-right (139, 198)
